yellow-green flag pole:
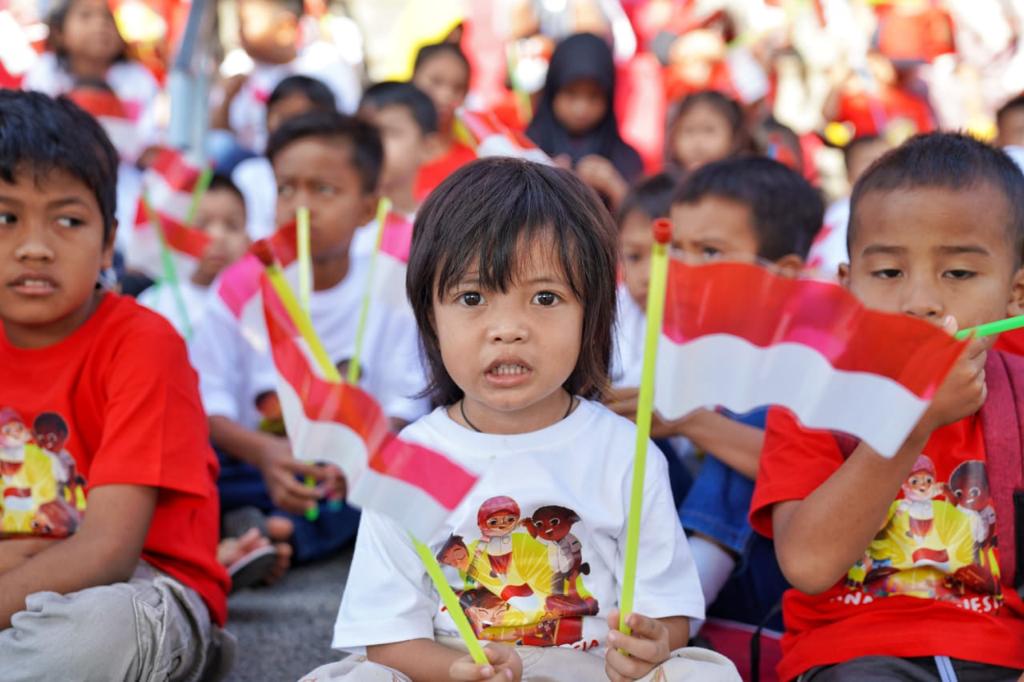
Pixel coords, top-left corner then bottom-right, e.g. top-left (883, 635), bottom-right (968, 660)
top-left (347, 197), bottom-right (392, 385)
top-left (263, 260), bottom-right (487, 664)
top-left (619, 218), bottom-right (672, 635)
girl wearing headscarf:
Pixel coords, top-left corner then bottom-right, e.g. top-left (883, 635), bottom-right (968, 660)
top-left (526, 32), bottom-right (643, 207)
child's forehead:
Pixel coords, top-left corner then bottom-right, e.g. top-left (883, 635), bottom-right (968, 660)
top-left (273, 137), bottom-right (359, 177)
top-left (851, 184), bottom-right (1014, 257)
top-left (1, 165), bottom-right (98, 206)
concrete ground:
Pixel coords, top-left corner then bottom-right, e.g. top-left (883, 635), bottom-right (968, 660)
top-left (223, 546), bottom-right (353, 682)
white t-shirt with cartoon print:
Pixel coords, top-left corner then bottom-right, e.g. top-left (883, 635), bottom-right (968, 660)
top-left (333, 399), bottom-right (704, 656)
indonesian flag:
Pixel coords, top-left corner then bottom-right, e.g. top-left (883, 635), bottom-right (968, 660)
top-left (66, 87), bottom-right (146, 163)
top-left (455, 109), bottom-right (550, 164)
top-left (654, 261), bottom-right (966, 457)
top-left (260, 275), bottom-right (479, 538)
top-left (368, 210), bottom-right (414, 312)
top-left (126, 148), bottom-right (210, 280)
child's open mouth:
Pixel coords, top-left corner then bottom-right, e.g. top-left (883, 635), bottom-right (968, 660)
top-left (484, 359), bottom-right (533, 386)
top-left (9, 274), bottom-right (57, 296)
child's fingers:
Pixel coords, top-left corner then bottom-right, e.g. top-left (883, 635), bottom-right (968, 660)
top-left (604, 646), bottom-right (654, 682)
top-left (448, 660), bottom-right (496, 680)
top-left (606, 626), bottom-right (663, 666)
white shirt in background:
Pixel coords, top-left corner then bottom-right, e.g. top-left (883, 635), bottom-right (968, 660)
top-left (137, 279), bottom-right (210, 339)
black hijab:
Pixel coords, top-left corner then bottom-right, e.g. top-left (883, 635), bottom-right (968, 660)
top-left (526, 33), bottom-right (643, 182)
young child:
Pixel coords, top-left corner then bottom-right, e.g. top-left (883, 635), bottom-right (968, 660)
top-left (23, 0), bottom-right (161, 166)
top-left (664, 90), bottom-right (746, 176)
top-left (750, 133), bottom-right (1024, 680)
top-left (358, 81), bottom-right (438, 217)
top-left (190, 111), bottom-right (428, 567)
top-left (667, 157), bottom-right (823, 632)
top-left (312, 158), bottom-right (739, 682)
top-left (526, 33), bottom-right (644, 209)
top-left (139, 174), bottom-right (250, 336)
top-left (232, 74), bottom-right (337, 240)
top-left (0, 91), bottom-right (230, 678)
top-left (807, 134), bottom-right (891, 279)
top-left (410, 41), bottom-right (476, 202)
top-left (996, 94), bottom-right (1024, 149)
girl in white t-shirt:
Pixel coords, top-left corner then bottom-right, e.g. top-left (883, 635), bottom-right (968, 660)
top-left (307, 159), bottom-right (738, 682)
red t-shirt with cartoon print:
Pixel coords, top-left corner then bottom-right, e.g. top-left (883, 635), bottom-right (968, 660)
top-left (0, 294), bottom-right (228, 625)
top-left (750, 408), bottom-right (1024, 681)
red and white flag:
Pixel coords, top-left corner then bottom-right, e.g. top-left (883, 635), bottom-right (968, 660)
top-left (67, 87), bottom-right (145, 163)
top-left (260, 276), bottom-right (479, 538)
top-left (455, 109), bottom-right (550, 164)
top-left (127, 148), bottom-right (210, 280)
top-left (367, 210), bottom-right (414, 311)
top-left (654, 261), bottom-right (966, 457)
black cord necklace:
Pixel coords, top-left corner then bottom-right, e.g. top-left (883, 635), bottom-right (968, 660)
top-left (459, 394), bottom-right (575, 433)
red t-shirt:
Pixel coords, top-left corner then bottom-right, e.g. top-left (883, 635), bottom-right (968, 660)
top-left (0, 294), bottom-right (228, 625)
top-left (751, 408), bottom-right (1024, 681)
top-left (414, 141), bottom-right (477, 203)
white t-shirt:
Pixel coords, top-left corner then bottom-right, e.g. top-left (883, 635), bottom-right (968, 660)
top-left (231, 156), bottom-right (277, 240)
top-left (137, 279), bottom-right (210, 339)
top-left (189, 251), bottom-right (429, 429)
top-left (333, 400), bottom-right (703, 656)
top-left (610, 283), bottom-right (645, 389)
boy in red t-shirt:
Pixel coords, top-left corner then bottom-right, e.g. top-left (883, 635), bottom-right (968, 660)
top-left (0, 91), bottom-right (231, 679)
top-left (750, 132), bottom-right (1024, 681)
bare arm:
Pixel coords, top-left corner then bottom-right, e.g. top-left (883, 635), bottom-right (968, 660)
top-left (0, 484), bottom-right (156, 628)
top-left (368, 638), bottom-right (469, 681)
top-left (673, 410), bottom-right (763, 480)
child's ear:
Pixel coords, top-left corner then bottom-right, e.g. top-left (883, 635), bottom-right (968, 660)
top-left (773, 254), bottom-right (804, 278)
top-left (838, 262), bottom-right (851, 289)
top-left (361, 192), bottom-right (380, 225)
top-left (102, 220), bottom-right (118, 270)
top-left (1008, 265), bottom-right (1024, 317)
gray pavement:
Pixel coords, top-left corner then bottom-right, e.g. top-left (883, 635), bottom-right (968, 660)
top-left (223, 546), bottom-right (353, 682)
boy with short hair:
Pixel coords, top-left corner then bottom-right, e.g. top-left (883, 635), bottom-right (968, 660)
top-left (358, 81), bottom-right (438, 216)
top-left (666, 157), bottom-right (822, 629)
top-left (751, 132), bottom-right (1024, 680)
top-left (190, 111), bottom-right (428, 565)
top-left (139, 174), bottom-right (250, 336)
top-left (0, 91), bottom-right (230, 679)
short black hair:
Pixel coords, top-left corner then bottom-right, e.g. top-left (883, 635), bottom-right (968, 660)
top-left (849, 132), bottom-right (1024, 264)
top-left (267, 75), bottom-right (336, 114)
top-left (996, 94), bottom-right (1024, 128)
top-left (206, 173), bottom-right (246, 207)
top-left (673, 156), bottom-right (823, 260)
top-left (0, 90), bottom-right (118, 243)
top-left (265, 111), bottom-right (383, 194)
top-left (413, 41), bottom-right (471, 80)
top-left (360, 81), bottom-right (439, 135)
top-left (407, 158), bottom-right (618, 405)
top-left (618, 172), bottom-right (676, 226)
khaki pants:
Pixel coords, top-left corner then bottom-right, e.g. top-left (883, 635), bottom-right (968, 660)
top-left (0, 561), bottom-right (235, 682)
top-left (301, 636), bottom-right (740, 682)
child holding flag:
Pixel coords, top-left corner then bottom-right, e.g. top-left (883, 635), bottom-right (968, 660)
top-left (138, 174), bottom-right (250, 337)
top-left (0, 92), bottom-right (230, 679)
top-left (190, 111), bottom-right (428, 567)
top-left (314, 158), bottom-right (738, 681)
top-left (751, 132), bottom-right (1024, 679)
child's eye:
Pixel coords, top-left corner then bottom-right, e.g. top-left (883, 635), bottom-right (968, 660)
top-left (944, 269), bottom-right (976, 280)
top-left (0, 213), bottom-right (16, 225)
top-left (872, 269), bottom-right (902, 279)
top-left (701, 247), bottom-right (722, 261)
top-left (56, 216), bottom-right (84, 228)
top-left (316, 184), bottom-right (337, 196)
top-left (623, 253), bottom-right (643, 264)
top-left (458, 291), bottom-right (484, 306)
top-left (277, 184), bottom-right (294, 198)
top-left (532, 291), bottom-right (560, 306)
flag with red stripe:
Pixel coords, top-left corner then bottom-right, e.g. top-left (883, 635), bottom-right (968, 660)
top-left (455, 109), bottom-right (550, 163)
top-left (126, 148), bottom-right (211, 280)
top-left (260, 275), bottom-right (479, 538)
top-left (654, 261), bottom-right (966, 457)
top-left (369, 210), bottom-right (414, 311)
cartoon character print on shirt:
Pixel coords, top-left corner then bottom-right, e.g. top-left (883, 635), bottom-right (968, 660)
top-left (0, 407), bottom-right (84, 538)
top-left (845, 454), bottom-right (1000, 610)
top-left (436, 496), bottom-right (599, 647)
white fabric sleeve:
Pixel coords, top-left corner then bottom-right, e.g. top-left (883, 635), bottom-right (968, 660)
top-left (368, 310), bottom-right (430, 423)
top-left (188, 294), bottom-right (245, 421)
top-left (332, 510), bottom-right (438, 652)
top-left (617, 442), bottom-right (706, 621)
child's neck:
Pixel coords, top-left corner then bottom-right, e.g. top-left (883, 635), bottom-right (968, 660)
top-left (453, 390), bottom-right (575, 435)
top-left (312, 252), bottom-right (350, 291)
top-left (190, 272), bottom-right (214, 288)
top-left (3, 289), bottom-right (104, 349)
top-left (67, 54), bottom-right (110, 81)
top-left (385, 185), bottom-right (417, 215)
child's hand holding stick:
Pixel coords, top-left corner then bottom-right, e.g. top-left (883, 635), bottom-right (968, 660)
top-left (449, 645), bottom-right (522, 681)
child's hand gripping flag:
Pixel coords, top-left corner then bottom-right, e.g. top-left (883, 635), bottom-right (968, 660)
top-left (126, 148), bottom-right (213, 281)
top-left (454, 108), bottom-right (551, 164)
top-left (653, 260), bottom-right (968, 457)
top-left (258, 261), bottom-right (480, 540)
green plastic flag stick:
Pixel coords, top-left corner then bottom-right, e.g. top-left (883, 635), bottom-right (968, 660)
top-left (297, 207), bottom-right (312, 315)
top-left (955, 315), bottom-right (1024, 340)
top-left (347, 198), bottom-right (392, 385)
top-left (185, 166), bottom-right (214, 226)
top-left (619, 219), bottom-right (672, 635)
top-left (142, 193), bottom-right (192, 340)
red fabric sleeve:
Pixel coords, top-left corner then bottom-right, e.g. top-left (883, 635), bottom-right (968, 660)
top-left (750, 407), bottom-right (846, 538)
top-left (87, 314), bottom-right (211, 497)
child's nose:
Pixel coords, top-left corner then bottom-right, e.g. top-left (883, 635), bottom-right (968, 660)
top-left (487, 314), bottom-right (528, 343)
top-left (900, 278), bottom-right (943, 321)
top-left (13, 222), bottom-right (55, 262)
